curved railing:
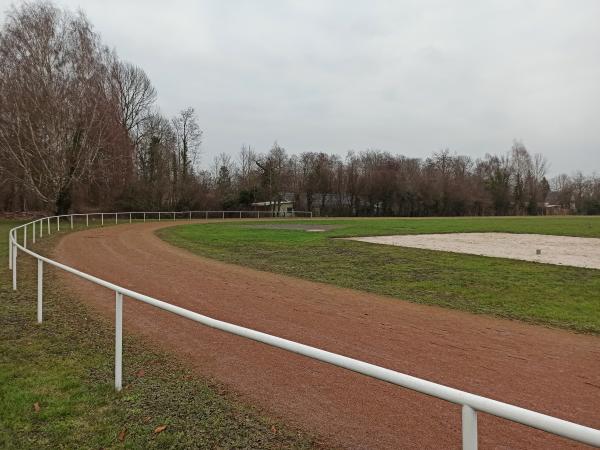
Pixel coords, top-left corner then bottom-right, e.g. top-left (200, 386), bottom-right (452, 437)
top-left (7, 212), bottom-right (600, 450)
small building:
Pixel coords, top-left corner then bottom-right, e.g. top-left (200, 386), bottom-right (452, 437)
top-left (543, 203), bottom-right (571, 216)
top-left (251, 200), bottom-right (295, 216)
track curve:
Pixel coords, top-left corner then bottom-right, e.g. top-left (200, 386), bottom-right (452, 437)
top-left (54, 221), bottom-right (600, 449)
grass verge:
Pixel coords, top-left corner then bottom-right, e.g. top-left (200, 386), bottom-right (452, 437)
top-left (158, 216), bottom-right (600, 334)
top-left (0, 220), bottom-right (317, 449)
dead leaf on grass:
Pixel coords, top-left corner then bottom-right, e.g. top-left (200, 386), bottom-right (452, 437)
top-left (118, 428), bottom-right (127, 442)
top-left (154, 425), bottom-right (167, 434)
top-left (33, 402), bottom-right (40, 413)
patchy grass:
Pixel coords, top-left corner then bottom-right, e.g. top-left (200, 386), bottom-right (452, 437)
top-left (0, 220), bottom-right (317, 449)
top-left (159, 216), bottom-right (600, 334)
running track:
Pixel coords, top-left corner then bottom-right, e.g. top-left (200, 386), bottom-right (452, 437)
top-left (54, 221), bottom-right (600, 449)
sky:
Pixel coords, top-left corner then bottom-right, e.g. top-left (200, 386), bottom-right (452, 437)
top-left (2, 0), bottom-right (599, 175)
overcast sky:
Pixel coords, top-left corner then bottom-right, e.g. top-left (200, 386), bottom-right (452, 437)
top-left (2, 0), bottom-right (599, 175)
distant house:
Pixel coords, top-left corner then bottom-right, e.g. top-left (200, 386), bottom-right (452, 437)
top-left (543, 203), bottom-right (571, 215)
top-left (251, 200), bottom-right (295, 216)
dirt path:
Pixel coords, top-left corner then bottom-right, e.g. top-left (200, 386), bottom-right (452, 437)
top-left (53, 222), bottom-right (600, 449)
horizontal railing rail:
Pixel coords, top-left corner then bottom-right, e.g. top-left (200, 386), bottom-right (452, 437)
top-left (6, 211), bottom-right (600, 450)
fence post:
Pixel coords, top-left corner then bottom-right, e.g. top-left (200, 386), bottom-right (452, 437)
top-left (8, 231), bottom-right (12, 270)
top-left (258, 211), bottom-right (260, 219)
top-left (222, 211), bottom-right (225, 219)
top-left (115, 213), bottom-right (118, 225)
top-left (37, 259), bottom-right (43, 323)
top-left (70, 215), bottom-right (73, 229)
top-left (173, 212), bottom-right (175, 221)
top-left (462, 405), bottom-right (478, 450)
top-left (205, 211), bottom-right (208, 220)
top-left (32, 221), bottom-right (36, 244)
top-left (24, 225), bottom-right (27, 249)
top-left (40, 219), bottom-right (43, 237)
top-left (101, 213), bottom-right (104, 226)
top-left (57, 216), bottom-right (60, 232)
top-left (189, 211), bottom-right (192, 221)
top-left (159, 212), bottom-right (161, 221)
top-left (143, 212), bottom-right (146, 223)
top-left (86, 214), bottom-right (89, 227)
top-left (47, 217), bottom-right (51, 235)
top-left (115, 291), bottom-right (123, 391)
top-left (129, 213), bottom-right (132, 224)
top-left (12, 243), bottom-right (17, 290)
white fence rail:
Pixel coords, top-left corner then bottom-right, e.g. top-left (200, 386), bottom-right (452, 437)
top-left (6, 211), bottom-right (600, 449)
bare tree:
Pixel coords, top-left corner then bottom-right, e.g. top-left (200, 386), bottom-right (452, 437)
top-left (255, 142), bottom-right (288, 212)
top-left (237, 145), bottom-right (258, 190)
top-left (172, 107), bottom-right (202, 177)
top-left (109, 59), bottom-right (157, 144)
top-left (0, 2), bottom-right (126, 213)
top-left (171, 107), bottom-right (202, 207)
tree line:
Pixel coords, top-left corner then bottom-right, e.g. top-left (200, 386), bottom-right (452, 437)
top-left (0, 2), bottom-right (202, 214)
top-left (1, 2), bottom-right (598, 217)
top-left (206, 142), bottom-right (599, 216)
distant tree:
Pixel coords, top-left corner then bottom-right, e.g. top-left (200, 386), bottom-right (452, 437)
top-left (109, 59), bottom-right (157, 144)
top-left (133, 114), bottom-right (175, 208)
top-left (255, 142), bottom-right (288, 211)
top-left (171, 107), bottom-right (202, 207)
top-left (477, 154), bottom-right (512, 215)
top-left (173, 107), bottom-right (202, 179)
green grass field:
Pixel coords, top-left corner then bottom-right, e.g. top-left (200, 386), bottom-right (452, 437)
top-left (0, 220), bottom-right (316, 449)
top-left (159, 216), bottom-right (600, 334)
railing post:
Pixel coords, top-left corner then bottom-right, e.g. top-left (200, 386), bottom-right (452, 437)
top-left (12, 243), bottom-right (17, 290)
top-left (86, 214), bottom-right (89, 227)
top-left (258, 211), bottom-right (260, 219)
top-left (40, 219), bottom-right (43, 237)
top-left (115, 291), bottom-right (123, 391)
top-left (159, 212), bottom-right (161, 221)
top-left (143, 212), bottom-right (146, 223)
top-left (129, 213), bottom-right (132, 223)
top-left (189, 211), bottom-right (192, 221)
top-left (8, 231), bottom-right (12, 270)
top-left (115, 213), bottom-right (118, 225)
top-left (222, 211), bottom-right (225, 219)
top-left (205, 211), bottom-right (208, 220)
top-left (24, 225), bottom-right (27, 249)
top-left (239, 211), bottom-right (242, 219)
top-left (173, 212), bottom-right (175, 221)
top-left (32, 221), bottom-right (36, 244)
top-left (57, 216), bottom-right (60, 231)
top-left (70, 215), bottom-right (73, 229)
top-left (101, 213), bottom-right (104, 226)
top-left (462, 405), bottom-right (478, 450)
top-left (47, 217), bottom-right (51, 235)
top-left (37, 259), bottom-right (43, 323)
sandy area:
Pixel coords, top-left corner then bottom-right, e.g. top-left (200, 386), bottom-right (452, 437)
top-left (347, 233), bottom-right (600, 269)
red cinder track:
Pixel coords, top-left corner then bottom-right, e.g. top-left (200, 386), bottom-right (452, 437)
top-left (54, 222), bottom-right (600, 449)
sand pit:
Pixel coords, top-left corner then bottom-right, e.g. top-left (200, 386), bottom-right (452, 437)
top-left (347, 233), bottom-right (600, 269)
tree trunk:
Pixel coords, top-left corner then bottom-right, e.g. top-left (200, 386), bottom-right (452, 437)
top-left (55, 184), bottom-right (72, 215)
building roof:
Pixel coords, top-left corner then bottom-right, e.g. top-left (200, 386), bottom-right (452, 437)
top-left (251, 201), bottom-right (294, 207)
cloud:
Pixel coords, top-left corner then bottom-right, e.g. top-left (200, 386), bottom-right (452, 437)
top-left (2, 0), bottom-right (599, 174)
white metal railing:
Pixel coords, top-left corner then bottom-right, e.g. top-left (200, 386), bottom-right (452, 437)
top-left (6, 212), bottom-right (600, 450)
